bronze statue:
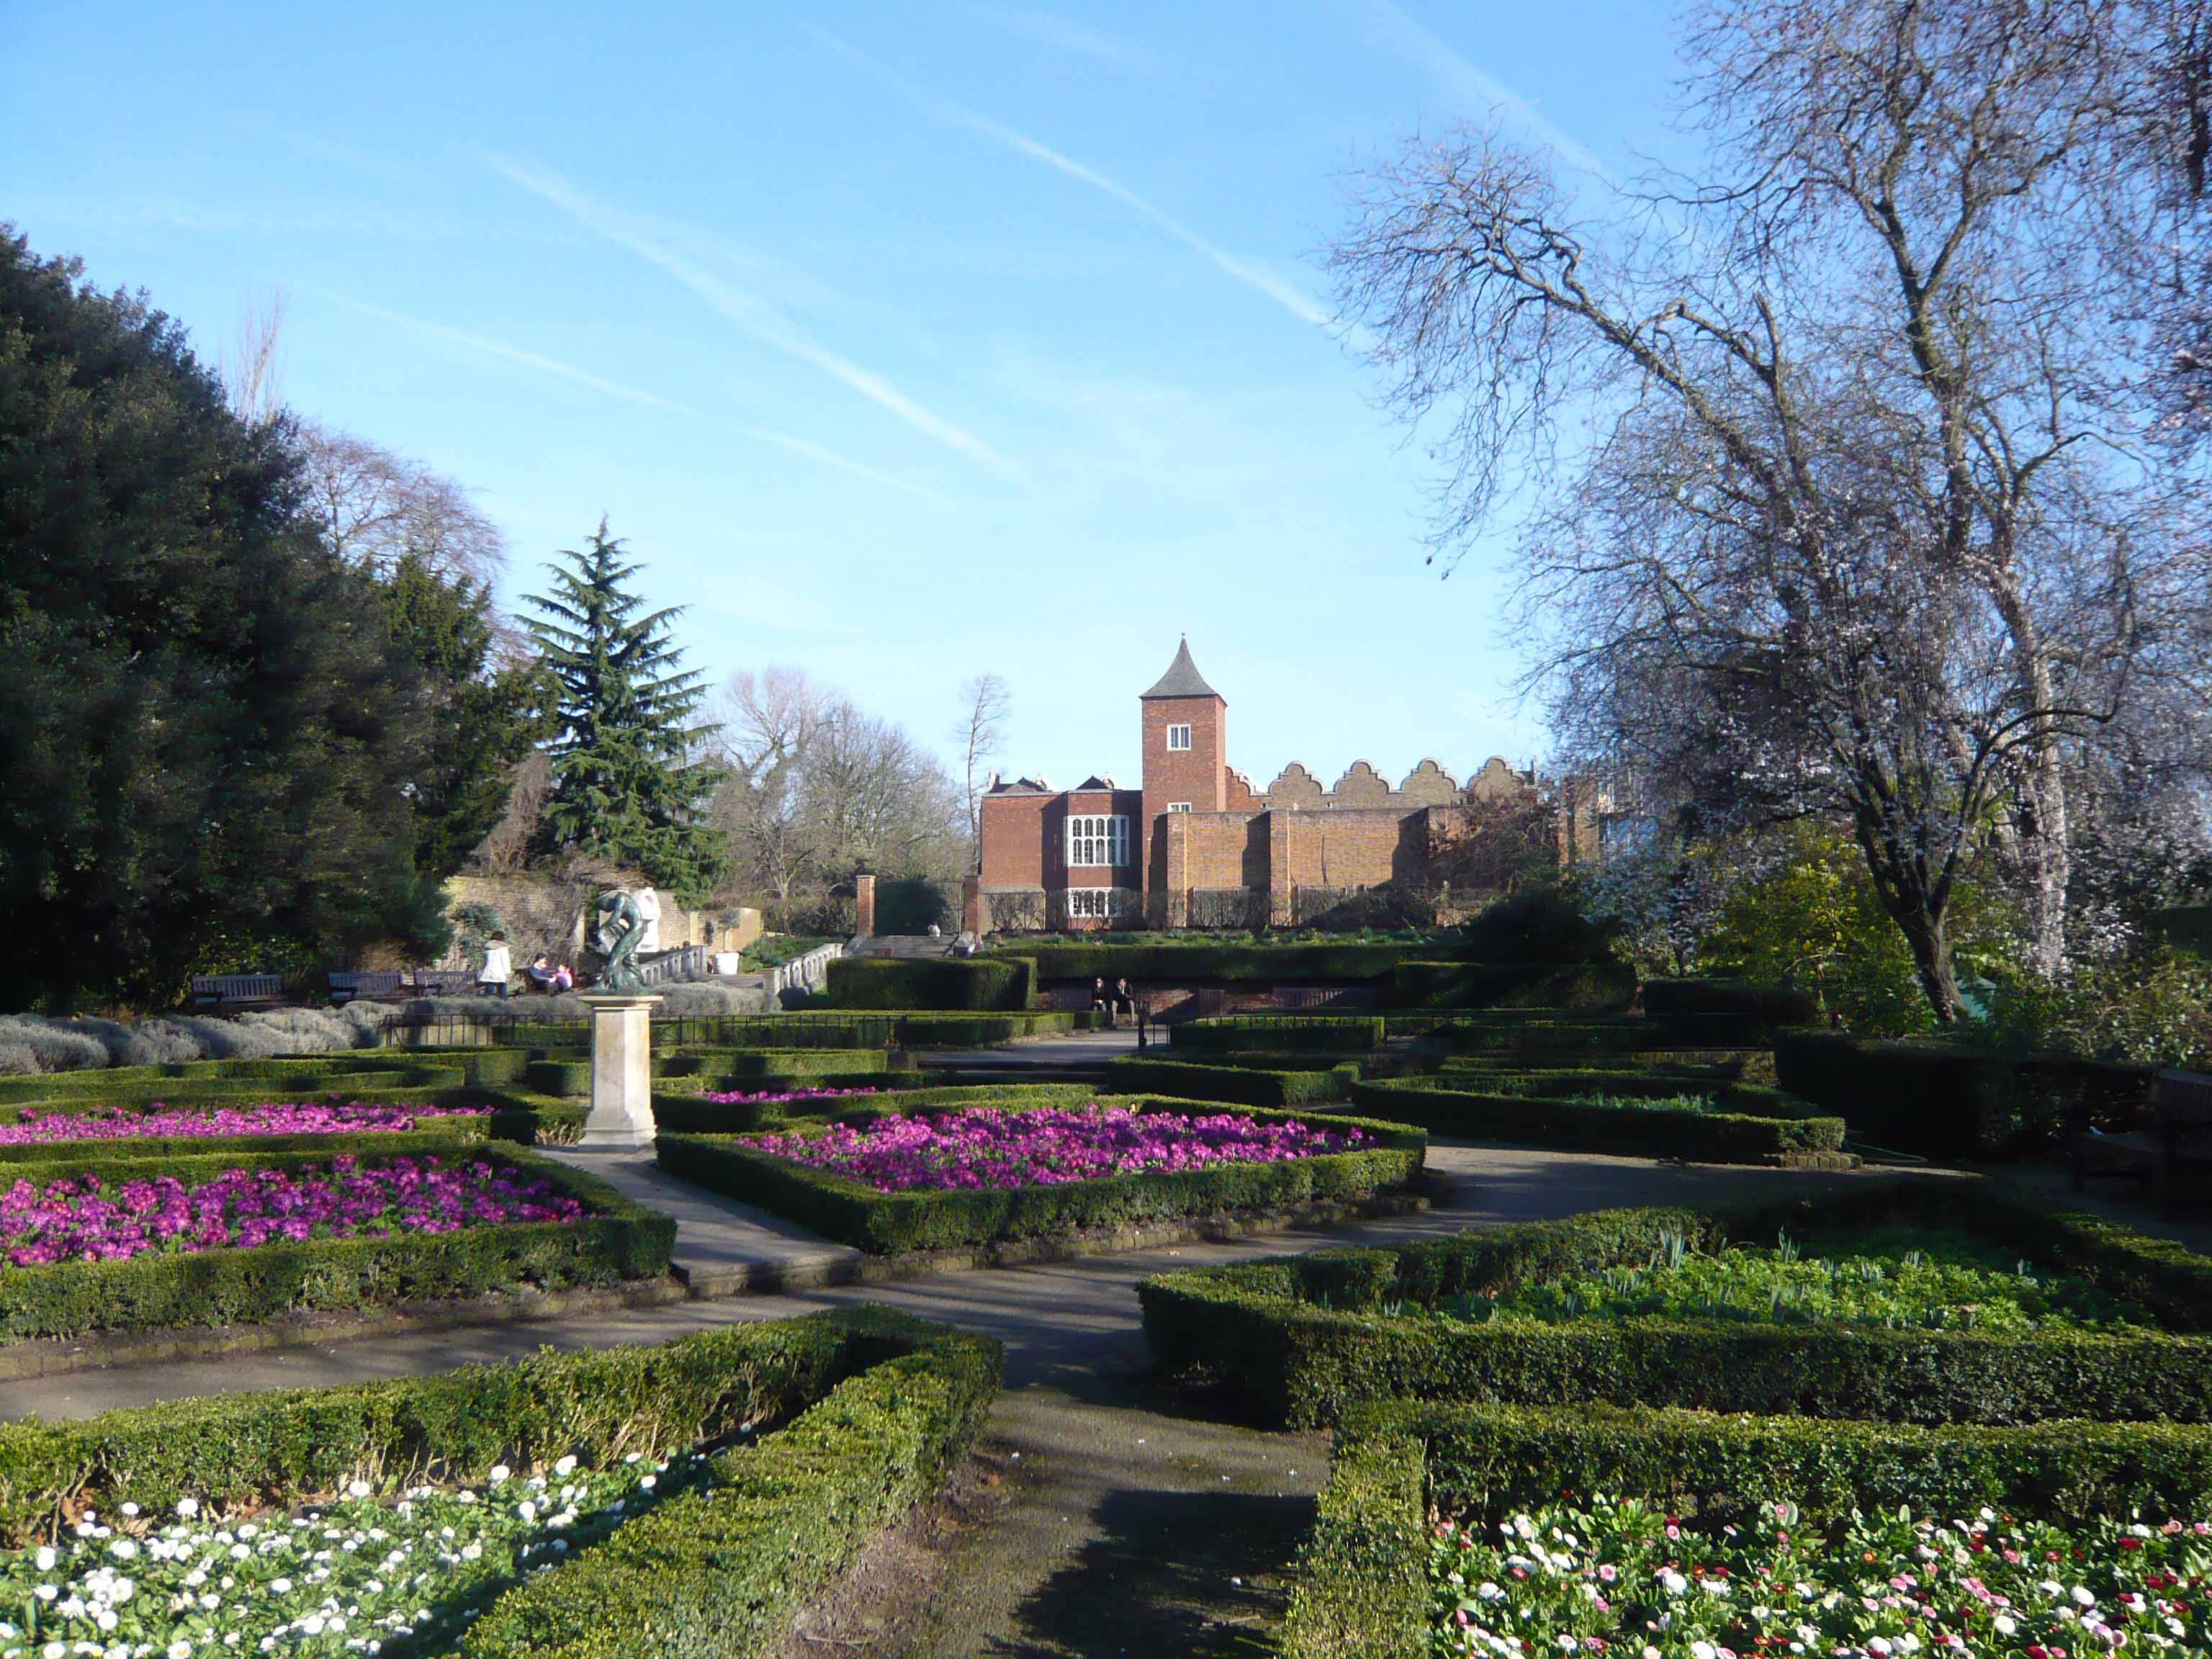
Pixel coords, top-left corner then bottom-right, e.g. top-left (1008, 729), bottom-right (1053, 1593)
top-left (592, 890), bottom-right (647, 991)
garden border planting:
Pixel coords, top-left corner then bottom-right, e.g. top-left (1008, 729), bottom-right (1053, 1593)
top-left (1138, 1181), bottom-right (2212, 1427)
top-left (1348, 1077), bottom-right (1847, 1164)
top-left (0, 1144), bottom-right (672, 1343)
top-left (657, 1098), bottom-right (1428, 1254)
top-left (1103, 1055), bottom-right (1355, 1107)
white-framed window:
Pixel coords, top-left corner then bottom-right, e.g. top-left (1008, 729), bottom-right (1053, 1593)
top-left (1166, 801), bottom-right (1192, 813)
top-left (1165, 724), bottom-right (1192, 752)
top-left (1066, 887), bottom-right (1124, 920)
top-left (1066, 814), bottom-right (1130, 867)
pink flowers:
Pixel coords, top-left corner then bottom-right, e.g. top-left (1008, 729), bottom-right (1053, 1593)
top-left (0, 1102), bottom-right (487, 1146)
top-left (0, 1154), bottom-right (586, 1266)
top-left (691, 1087), bottom-right (878, 1106)
top-left (737, 1103), bottom-right (1369, 1192)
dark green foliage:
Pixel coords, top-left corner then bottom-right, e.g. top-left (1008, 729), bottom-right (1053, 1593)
top-left (455, 1311), bottom-right (1000, 1658)
top-left (523, 522), bottom-right (722, 899)
top-left (1349, 1079), bottom-right (1845, 1163)
top-left (565, 1010), bottom-right (1092, 1048)
top-left (524, 1058), bottom-right (593, 1097)
top-left (1011, 941), bottom-right (1433, 984)
top-left (657, 1100), bottom-right (1427, 1254)
top-left (1455, 887), bottom-right (1619, 964)
top-left (0, 1146), bottom-right (669, 1342)
top-left (1103, 1056), bottom-right (1354, 1107)
top-left (1390, 960), bottom-right (1637, 1011)
top-left (1168, 1016), bottom-right (1385, 1054)
top-left (1642, 978), bottom-right (1821, 1024)
top-left (654, 1047), bottom-right (889, 1081)
top-left (1370, 1396), bottom-right (2212, 1533)
top-left (1278, 1426), bottom-right (1429, 1659)
top-left (0, 230), bottom-right (459, 1008)
top-left (822, 956), bottom-right (1035, 1011)
top-left (1773, 1031), bottom-right (2015, 1156)
top-left (1137, 1184), bottom-right (2212, 1427)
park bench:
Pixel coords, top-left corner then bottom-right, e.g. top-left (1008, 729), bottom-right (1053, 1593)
top-left (2072, 1066), bottom-right (2212, 1216)
top-left (328, 971), bottom-right (405, 1005)
top-left (408, 968), bottom-right (480, 997)
top-left (189, 973), bottom-right (284, 1008)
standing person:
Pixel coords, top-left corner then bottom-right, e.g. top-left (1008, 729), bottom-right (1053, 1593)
top-left (477, 935), bottom-right (513, 1000)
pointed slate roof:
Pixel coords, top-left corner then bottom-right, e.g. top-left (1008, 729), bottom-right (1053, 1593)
top-left (1140, 636), bottom-right (1222, 701)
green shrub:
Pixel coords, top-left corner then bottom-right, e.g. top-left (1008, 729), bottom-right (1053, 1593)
top-left (1772, 1032), bottom-right (2015, 1157)
top-left (1348, 1079), bottom-right (1845, 1163)
top-left (0, 1146), bottom-right (671, 1343)
top-left (457, 1313), bottom-right (999, 1657)
top-left (1455, 887), bottom-right (1618, 965)
top-left (525, 1058), bottom-right (593, 1097)
top-left (657, 1101), bottom-right (1427, 1254)
top-left (1390, 961), bottom-right (1636, 1012)
top-left (822, 956), bottom-right (1035, 1011)
top-left (1137, 1184), bottom-right (2212, 1427)
top-left (1641, 978), bottom-right (1821, 1025)
top-left (1011, 940), bottom-right (1427, 984)
top-left (655, 1048), bottom-right (889, 1082)
top-left (621, 1011), bottom-right (1083, 1049)
top-left (1102, 1056), bottom-right (1353, 1107)
top-left (1168, 1016), bottom-right (1385, 1054)
top-left (1279, 1424), bottom-right (1428, 1659)
top-left (0, 1114), bottom-right (490, 1165)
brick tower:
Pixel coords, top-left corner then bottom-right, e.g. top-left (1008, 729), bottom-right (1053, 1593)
top-left (1139, 636), bottom-right (1226, 915)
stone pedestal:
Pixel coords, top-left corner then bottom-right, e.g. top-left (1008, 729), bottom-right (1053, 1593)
top-left (576, 992), bottom-right (661, 1150)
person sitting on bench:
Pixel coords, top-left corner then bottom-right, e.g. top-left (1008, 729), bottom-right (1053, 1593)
top-left (524, 953), bottom-right (557, 993)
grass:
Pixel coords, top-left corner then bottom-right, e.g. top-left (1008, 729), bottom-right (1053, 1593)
top-left (1437, 1224), bottom-right (2152, 1334)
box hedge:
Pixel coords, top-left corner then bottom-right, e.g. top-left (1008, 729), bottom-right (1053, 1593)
top-left (657, 1099), bottom-right (1428, 1254)
top-left (1010, 940), bottom-right (1429, 984)
top-left (621, 1010), bottom-right (1088, 1050)
top-left (1102, 1056), bottom-right (1354, 1107)
top-left (655, 1046), bottom-right (889, 1082)
top-left (1138, 1182), bottom-right (2212, 1428)
top-left (0, 1307), bottom-right (999, 1659)
top-left (821, 955), bottom-right (1035, 1010)
top-left (1641, 977), bottom-right (1820, 1025)
top-left (1773, 1031), bottom-right (2016, 1157)
top-left (1167, 1015), bottom-right (1385, 1054)
top-left (1348, 1078), bottom-right (1845, 1163)
top-left (0, 1144), bottom-right (672, 1343)
top-left (1390, 960), bottom-right (1636, 1012)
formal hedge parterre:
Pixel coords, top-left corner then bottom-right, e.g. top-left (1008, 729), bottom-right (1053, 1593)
top-left (1138, 1182), bottom-right (2212, 1428)
top-left (1390, 961), bottom-right (1637, 1012)
top-left (1348, 1078), bottom-right (1847, 1164)
top-left (658, 1098), bottom-right (1427, 1254)
top-left (1773, 1032), bottom-right (2016, 1158)
top-left (820, 955), bottom-right (1036, 1011)
top-left (1640, 978), bottom-right (1820, 1025)
top-left (1008, 940), bottom-right (1439, 985)
top-left (1168, 1016), bottom-right (1386, 1054)
top-left (0, 1144), bottom-right (670, 1343)
top-left (1103, 1055), bottom-right (1355, 1107)
top-left (655, 1047), bottom-right (890, 1081)
top-left (0, 1308), bottom-right (998, 1658)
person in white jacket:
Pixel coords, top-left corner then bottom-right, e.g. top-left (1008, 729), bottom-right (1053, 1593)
top-left (477, 936), bottom-right (513, 999)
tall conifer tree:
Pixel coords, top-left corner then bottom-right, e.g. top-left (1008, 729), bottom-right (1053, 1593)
top-left (523, 521), bottom-right (723, 897)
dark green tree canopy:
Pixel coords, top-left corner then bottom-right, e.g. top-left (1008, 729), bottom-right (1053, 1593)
top-left (525, 523), bottom-right (724, 898)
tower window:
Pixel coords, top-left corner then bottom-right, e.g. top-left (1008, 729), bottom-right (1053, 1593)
top-left (1166, 802), bottom-right (1192, 813)
top-left (1165, 724), bottom-right (1192, 752)
top-left (1067, 814), bottom-right (1130, 867)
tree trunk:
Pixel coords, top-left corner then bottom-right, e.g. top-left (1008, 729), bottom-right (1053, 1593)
top-left (1890, 902), bottom-right (1966, 1025)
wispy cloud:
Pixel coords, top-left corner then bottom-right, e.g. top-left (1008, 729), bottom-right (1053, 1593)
top-left (1346, 0), bottom-right (1617, 182)
top-left (810, 29), bottom-right (1335, 332)
top-left (323, 292), bottom-right (698, 413)
top-left (488, 157), bottom-right (1014, 475)
top-left (961, 3), bottom-right (1158, 73)
top-left (733, 426), bottom-right (956, 508)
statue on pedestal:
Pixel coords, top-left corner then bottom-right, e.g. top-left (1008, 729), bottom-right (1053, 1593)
top-left (592, 890), bottom-right (647, 991)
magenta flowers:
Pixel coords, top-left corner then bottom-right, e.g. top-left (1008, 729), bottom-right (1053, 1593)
top-left (737, 1104), bottom-right (1368, 1192)
top-left (692, 1087), bottom-right (877, 1107)
top-left (0, 1102), bottom-right (488, 1146)
top-left (0, 1154), bottom-right (587, 1267)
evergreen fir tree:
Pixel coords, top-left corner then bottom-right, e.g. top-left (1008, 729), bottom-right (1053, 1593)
top-left (523, 521), bottom-right (724, 897)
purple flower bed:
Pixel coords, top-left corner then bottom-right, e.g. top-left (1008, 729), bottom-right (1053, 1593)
top-left (692, 1087), bottom-right (878, 1106)
top-left (0, 1102), bottom-right (488, 1146)
top-left (0, 1154), bottom-right (588, 1266)
top-left (735, 1103), bottom-right (1370, 1192)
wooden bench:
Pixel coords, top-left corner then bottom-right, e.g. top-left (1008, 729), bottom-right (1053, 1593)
top-left (328, 971), bottom-right (405, 1005)
top-left (408, 968), bottom-right (480, 997)
top-left (2072, 1067), bottom-right (2212, 1215)
top-left (190, 974), bottom-right (284, 1008)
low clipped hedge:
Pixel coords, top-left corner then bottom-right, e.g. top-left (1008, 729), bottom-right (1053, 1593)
top-left (0, 1144), bottom-right (671, 1344)
top-left (657, 1099), bottom-right (1428, 1254)
top-left (1773, 1031), bottom-right (2015, 1157)
top-left (1349, 1078), bottom-right (1845, 1163)
top-left (1390, 960), bottom-right (1635, 1012)
top-left (1642, 977), bottom-right (1820, 1025)
top-left (821, 955), bottom-right (1035, 1011)
top-left (0, 1110), bottom-right (493, 1166)
top-left (611, 1010), bottom-right (1089, 1049)
top-left (1138, 1182), bottom-right (2212, 1428)
top-left (1103, 1056), bottom-right (1354, 1107)
top-left (1277, 1397), bottom-right (2212, 1659)
top-left (525, 1057), bottom-right (593, 1097)
top-left (0, 1056), bottom-right (470, 1105)
top-left (1168, 1015), bottom-right (1385, 1054)
top-left (655, 1047), bottom-right (889, 1081)
top-left (1012, 940), bottom-right (1430, 985)
top-left (652, 1080), bottom-right (1097, 1137)
top-left (0, 1308), bottom-right (999, 1659)
top-left (457, 1311), bottom-right (999, 1657)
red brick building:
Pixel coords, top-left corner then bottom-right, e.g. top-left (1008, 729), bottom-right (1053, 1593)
top-left (976, 639), bottom-right (1573, 933)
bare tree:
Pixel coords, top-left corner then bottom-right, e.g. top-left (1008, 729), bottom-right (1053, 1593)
top-left (714, 667), bottom-right (830, 916)
top-left (220, 288), bottom-right (288, 426)
top-left (292, 422), bottom-right (507, 589)
top-left (952, 672), bottom-right (1011, 866)
top-left (1331, 0), bottom-right (2212, 1020)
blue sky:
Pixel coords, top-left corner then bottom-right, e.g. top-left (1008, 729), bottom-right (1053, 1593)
top-left (4, 0), bottom-right (1683, 793)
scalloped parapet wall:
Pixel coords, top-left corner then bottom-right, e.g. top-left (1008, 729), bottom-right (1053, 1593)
top-left (1251, 755), bottom-right (1531, 811)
